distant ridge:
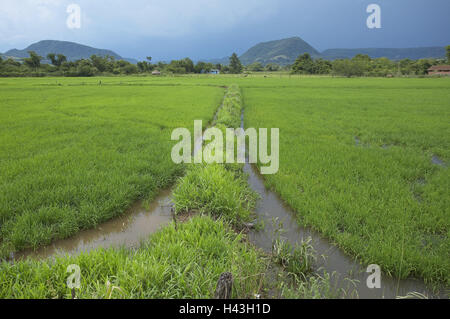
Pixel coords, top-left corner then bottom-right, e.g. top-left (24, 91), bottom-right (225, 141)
top-left (4, 40), bottom-right (137, 64)
top-left (205, 38), bottom-right (447, 66)
top-left (321, 47), bottom-right (446, 60)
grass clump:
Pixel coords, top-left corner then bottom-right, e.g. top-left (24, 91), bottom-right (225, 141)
top-left (172, 164), bottom-right (257, 225)
top-left (0, 216), bottom-right (264, 299)
top-left (216, 84), bottom-right (242, 128)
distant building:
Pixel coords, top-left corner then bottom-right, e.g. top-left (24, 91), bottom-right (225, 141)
top-left (210, 69), bottom-right (220, 74)
top-left (427, 65), bottom-right (450, 76)
top-left (152, 70), bottom-right (161, 76)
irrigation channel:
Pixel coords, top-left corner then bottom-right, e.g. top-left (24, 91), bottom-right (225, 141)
top-left (13, 101), bottom-right (445, 299)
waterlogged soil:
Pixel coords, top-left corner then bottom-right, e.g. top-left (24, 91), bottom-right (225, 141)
top-left (244, 162), bottom-right (446, 299)
top-left (243, 113), bottom-right (445, 299)
top-left (14, 189), bottom-right (173, 261)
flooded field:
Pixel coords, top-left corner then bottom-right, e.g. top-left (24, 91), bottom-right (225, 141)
top-left (13, 189), bottom-right (173, 261)
top-left (0, 77), bottom-right (448, 299)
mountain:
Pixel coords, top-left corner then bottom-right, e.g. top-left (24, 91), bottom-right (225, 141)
top-left (205, 37), bottom-right (447, 66)
top-left (4, 40), bottom-right (137, 64)
top-left (201, 56), bottom-right (230, 65)
top-left (239, 37), bottom-right (320, 65)
top-left (321, 47), bottom-right (446, 60)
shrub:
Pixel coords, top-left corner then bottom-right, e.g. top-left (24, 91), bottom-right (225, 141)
top-left (172, 164), bottom-right (257, 225)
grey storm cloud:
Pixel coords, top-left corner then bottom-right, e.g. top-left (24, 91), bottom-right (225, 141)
top-left (1, 0), bottom-right (449, 61)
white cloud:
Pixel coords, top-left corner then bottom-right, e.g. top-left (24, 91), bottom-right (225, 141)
top-left (0, 0), bottom-right (66, 49)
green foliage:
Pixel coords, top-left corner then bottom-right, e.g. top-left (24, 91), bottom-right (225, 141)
top-left (247, 62), bottom-right (264, 72)
top-left (272, 237), bottom-right (315, 276)
top-left (172, 164), bottom-right (257, 225)
top-left (137, 60), bottom-right (153, 72)
top-left (265, 63), bottom-right (280, 72)
top-left (194, 61), bottom-right (215, 74)
top-left (216, 84), bottom-right (243, 128)
top-left (46, 53), bottom-right (56, 65)
top-left (280, 271), bottom-right (359, 299)
top-left (332, 59), bottom-right (367, 77)
top-left (447, 45), bottom-right (450, 63)
top-left (4, 40), bottom-right (130, 63)
top-left (292, 53), bottom-right (315, 74)
top-left (56, 54), bottom-right (67, 66)
top-left (23, 51), bottom-right (42, 70)
top-left (312, 59), bottom-right (332, 74)
top-left (172, 84), bottom-right (256, 225)
top-left (90, 55), bottom-right (113, 72)
top-left (0, 216), bottom-right (264, 299)
top-left (46, 53), bottom-right (67, 67)
top-left (167, 58), bottom-right (195, 74)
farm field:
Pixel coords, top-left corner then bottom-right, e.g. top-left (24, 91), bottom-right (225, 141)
top-left (243, 77), bottom-right (450, 284)
top-left (0, 216), bottom-right (264, 298)
top-left (0, 76), bottom-right (448, 297)
top-left (0, 77), bottom-right (224, 256)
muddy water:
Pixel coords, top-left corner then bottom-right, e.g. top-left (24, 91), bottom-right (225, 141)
top-left (14, 189), bottom-right (173, 260)
top-left (242, 116), bottom-right (445, 299)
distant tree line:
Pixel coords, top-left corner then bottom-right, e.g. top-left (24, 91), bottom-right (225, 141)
top-left (0, 51), bottom-right (247, 77)
top-left (290, 51), bottom-right (450, 77)
top-left (1, 47), bottom-right (449, 77)
top-left (0, 51), bottom-right (142, 77)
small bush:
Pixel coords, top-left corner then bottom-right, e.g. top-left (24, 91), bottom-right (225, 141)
top-left (172, 164), bottom-right (257, 225)
top-left (272, 237), bottom-right (316, 276)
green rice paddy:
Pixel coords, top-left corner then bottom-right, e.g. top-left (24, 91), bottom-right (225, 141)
top-left (0, 76), bottom-right (448, 297)
top-left (0, 77), bottom-right (223, 255)
top-left (242, 77), bottom-right (449, 284)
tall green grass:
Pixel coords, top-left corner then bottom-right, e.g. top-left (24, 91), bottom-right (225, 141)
top-left (173, 85), bottom-right (257, 225)
top-left (172, 164), bottom-right (257, 224)
top-left (215, 84), bottom-right (243, 128)
top-left (0, 78), bottom-right (223, 257)
top-left (243, 77), bottom-right (450, 284)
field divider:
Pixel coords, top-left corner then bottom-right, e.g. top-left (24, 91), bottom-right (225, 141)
top-left (173, 84), bottom-right (258, 227)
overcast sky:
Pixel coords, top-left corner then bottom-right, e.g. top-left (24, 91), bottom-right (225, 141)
top-left (1, 0), bottom-right (449, 61)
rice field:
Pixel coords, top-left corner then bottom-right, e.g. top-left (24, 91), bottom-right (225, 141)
top-left (242, 77), bottom-right (450, 284)
top-left (0, 76), bottom-right (448, 298)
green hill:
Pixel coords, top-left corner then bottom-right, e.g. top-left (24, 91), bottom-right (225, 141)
top-left (212, 37), bottom-right (447, 66)
top-left (321, 47), bottom-right (446, 60)
top-left (4, 40), bottom-right (137, 64)
top-left (239, 37), bottom-right (320, 65)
